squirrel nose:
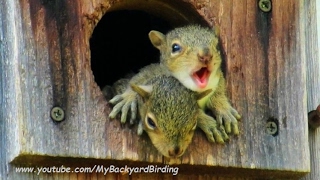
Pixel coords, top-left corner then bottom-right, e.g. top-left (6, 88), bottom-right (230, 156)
top-left (198, 54), bottom-right (212, 63)
top-left (198, 47), bottom-right (212, 63)
top-left (168, 146), bottom-right (183, 157)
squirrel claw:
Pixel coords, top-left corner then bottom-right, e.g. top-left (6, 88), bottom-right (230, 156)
top-left (212, 105), bottom-right (240, 135)
top-left (137, 120), bottom-right (143, 135)
top-left (130, 99), bottom-right (137, 124)
top-left (230, 107), bottom-right (241, 120)
top-left (108, 91), bottom-right (139, 124)
top-left (198, 111), bottom-right (229, 144)
top-left (212, 129), bottom-right (226, 144)
top-left (202, 126), bottom-right (226, 144)
top-left (218, 125), bottom-right (229, 141)
top-left (120, 102), bottom-right (131, 123)
top-left (109, 95), bottom-right (123, 104)
top-left (109, 100), bottom-right (125, 119)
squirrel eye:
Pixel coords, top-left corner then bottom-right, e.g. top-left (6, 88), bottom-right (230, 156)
top-left (171, 43), bottom-right (181, 53)
top-left (146, 117), bottom-right (156, 129)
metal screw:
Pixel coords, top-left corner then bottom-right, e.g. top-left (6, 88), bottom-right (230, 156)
top-left (258, 0), bottom-right (272, 13)
top-left (51, 107), bottom-right (65, 122)
top-left (266, 121), bottom-right (278, 135)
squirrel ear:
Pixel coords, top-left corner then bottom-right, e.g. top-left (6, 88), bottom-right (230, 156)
top-left (130, 84), bottom-right (153, 99)
top-left (196, 89), bottom-right (212, 100)
top-left (149, 30), bottom-right (165, 50)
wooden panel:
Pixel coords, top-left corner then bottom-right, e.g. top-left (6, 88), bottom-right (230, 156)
top-left (4, 167), bottom-right (261, 180)
top-left (0, 0), bottom-right (311, 179)
top-left (300, 0), bottom-right (320, 180)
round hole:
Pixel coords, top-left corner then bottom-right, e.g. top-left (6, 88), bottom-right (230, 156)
top-left (90, 2), bottom-right (209, 89)
top-left (90, 10), bottom-right (172, 88)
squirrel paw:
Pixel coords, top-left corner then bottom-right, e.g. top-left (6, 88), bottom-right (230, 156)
top-left (198, 111), bottom-right (229, 143)
top-left (109, 91), bottom-right (138, 124)
top-left (211, 105), bottom-right (241, 135)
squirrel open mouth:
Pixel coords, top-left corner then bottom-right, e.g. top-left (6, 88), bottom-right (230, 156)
top-left (192, 67), bottom-right (210, 88)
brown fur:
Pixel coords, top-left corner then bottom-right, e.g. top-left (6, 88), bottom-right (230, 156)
top-left (107, 25), bottom-right (240, 157)
top-left (113, 75), bottom-right (225, 158)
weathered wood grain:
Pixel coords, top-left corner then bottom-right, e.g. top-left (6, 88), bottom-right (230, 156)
top-left (300, 0), bottom-right (320, 180)
top-left (0, 0), bottom-right (314, 179)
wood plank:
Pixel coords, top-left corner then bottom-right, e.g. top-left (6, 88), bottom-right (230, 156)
top-left (0, 0), bottom-right (310, 179)
top-left (300, 0), bottom-right (320, 180)
top-left (0, 1), bottom-right (27, 179)
top-left (5, 163), bottom-right (301, 180)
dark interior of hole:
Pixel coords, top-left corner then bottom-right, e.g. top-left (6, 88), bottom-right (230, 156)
top-left (90, 10), bottom-right (173, 89)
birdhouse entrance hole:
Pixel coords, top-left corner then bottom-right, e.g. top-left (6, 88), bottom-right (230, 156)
top-left (89, 1), bottom-right (209, 89)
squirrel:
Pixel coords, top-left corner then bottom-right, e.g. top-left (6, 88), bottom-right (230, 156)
top-left (107, 24), bottom-right (241, 136)
top-left (105, 75), bottom-right (228, 158)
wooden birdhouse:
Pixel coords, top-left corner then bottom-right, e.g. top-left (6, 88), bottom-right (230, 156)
top-left (1, 0), bottom-right (319, 179)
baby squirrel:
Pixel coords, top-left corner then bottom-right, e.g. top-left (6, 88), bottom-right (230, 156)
top-left (106, 75), bottom-right (228, 158)
top-left (108, 25), bottom-right (241, 135)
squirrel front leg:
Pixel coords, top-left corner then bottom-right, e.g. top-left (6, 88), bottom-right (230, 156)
top-left (106, 78), bottom-right (138, 124)
top-left (108, 63), bottom-right (168, 125)
top-left (206, 73), bottom-right (241, 135)
top-left (197, 110), bottom-right (229, 143)
top-left (109, 88), bottom-right (138, 124)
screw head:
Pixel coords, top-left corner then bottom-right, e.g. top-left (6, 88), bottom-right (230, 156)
top-left (266, 121), bottom-right (278, 136)
top-left (258, 0), bottom-right (272, 13)
top-left (51, 107), bottom-right (65, 122)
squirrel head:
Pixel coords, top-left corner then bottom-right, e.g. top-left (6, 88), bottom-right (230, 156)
top-left (131, 76), bottom-right (211, 158)
top-left (149, 25), bottom-right (221, 92)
